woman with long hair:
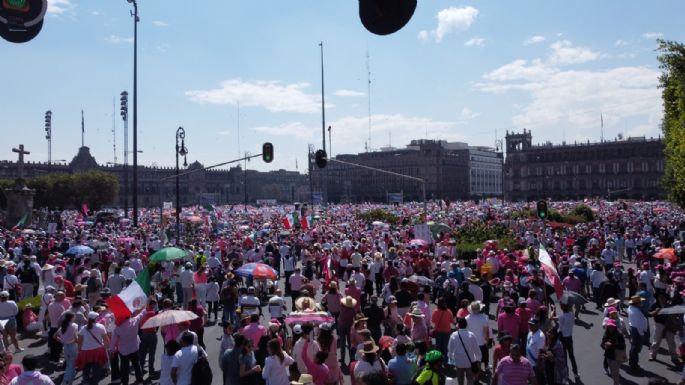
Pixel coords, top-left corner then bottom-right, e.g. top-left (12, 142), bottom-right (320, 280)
top-left (321, 282), bottom-right (343, 329)
top-left (76, 312), bottom-right (110, 384)
top-left (317, 323), bottom-right (343, 385)
top-left (262, 338), bottom-right (294, 385)
top-left (56, 312), bottom-right (79, 385)
top-left (302, 338), bottom-right (330, 385)
top-left (239, 339), bottom-right (262, 385)
top-left (0, 352), bottom-right (22, 385)
top-left (383, 297), bottom-right (402, 337)
top-left (160, 340), bottom-right (180, 385)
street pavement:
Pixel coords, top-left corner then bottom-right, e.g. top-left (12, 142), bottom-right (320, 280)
top-left (11, 276), bottom-right (683, 385)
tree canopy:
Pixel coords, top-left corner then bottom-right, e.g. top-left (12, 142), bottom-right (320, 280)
top-left (658, 39), bottom-right (685, 207)
top-left (0, 170), bottom-right (119, 210)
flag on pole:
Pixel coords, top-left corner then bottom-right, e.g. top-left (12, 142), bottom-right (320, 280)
top-left (106, 267), bottom-right (151, 324)
top-left (11, 214), bottom-right (28, 231)
top-left (538, 245), bottom-right (564, 300)
top-left (282, 211), bottom-right (298, 229)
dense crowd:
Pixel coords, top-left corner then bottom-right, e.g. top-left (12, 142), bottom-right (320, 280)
top-left (0, 200), bottom-right (684, 385)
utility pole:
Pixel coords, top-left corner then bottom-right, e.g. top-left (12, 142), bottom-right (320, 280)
top-left (128, 0), bottom-right (140, 227)
top-left (244, 151), bottom-right (250, 212)
top-left (44, 110), bottom-right (52, 172)
top-left (120, 91), bottom-right (129, 218)
top-left (319, 41), bottom-right (327, 204)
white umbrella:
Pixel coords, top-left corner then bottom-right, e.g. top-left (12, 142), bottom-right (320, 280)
top-left (141, 310), bottom-right (198, 329)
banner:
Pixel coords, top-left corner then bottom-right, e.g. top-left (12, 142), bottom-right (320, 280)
top-left (163, 202), bottom-right (173, 209)
top-left (311, 192), bottom-right (323, 205)
top-left (388, 193), bottom-right (403, 204)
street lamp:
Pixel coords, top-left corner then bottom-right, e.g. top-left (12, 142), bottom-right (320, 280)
top-left (175, 127), bottom-right (188, 241)
top-left (44, 110), bottom-right (52, 171)
top-left (120, 91), bottom-right (129, 218)
top-left (124, 0), bottom-right (140, 227)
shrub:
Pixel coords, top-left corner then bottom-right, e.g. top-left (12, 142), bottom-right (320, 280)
top-left (356, 208), bottom-right (399, 224)
top-left (571, 204), bottom-right (595, 222)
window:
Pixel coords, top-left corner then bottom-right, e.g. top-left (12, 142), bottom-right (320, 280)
top-left (599, 164), bottom-right (605, 173)
top-left (613, 163), bottom-right (619, 174)
top-left (627, 162), bottom-right (634, 172)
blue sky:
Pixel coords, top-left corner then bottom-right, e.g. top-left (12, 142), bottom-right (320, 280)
top-left (1, 0), bottom-right (684, 172)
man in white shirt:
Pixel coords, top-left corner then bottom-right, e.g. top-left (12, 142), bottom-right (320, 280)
top-left (589, 263), bottom-right (605, 309)
top-left (239, 287), bottom-right (261, 316)
top-left (289, 268), bottom-right (304, 310)
top-left (627, 296), bottom-right (648, 371)
top-left (292, 323), bottom-right (321, 374)
top-left (467, 277), bottom-right (484, 302)
top-left (121, 261), bottom-right (137, 281)
top-left (283, 254), bottom-right (295, 295)
top-left (171, 332), bottom-right (206, 385)
top-left (268, 289), bottom-right (286, 322)
top-left (448, 318), bottom-right (481, 385)
top-left (526, 318), bottom-right (546, 383)
top-left (350, 248), bottom-right (362, 269)
top-left (465, 301), bottom-right (491, 370)
top-left (179, 263), bottom-right (195, 309)
top-left (558, 304), bottom-right (578, 377)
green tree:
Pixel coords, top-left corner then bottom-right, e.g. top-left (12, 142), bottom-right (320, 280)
top-left (658, 40), bottom-right (685, 206)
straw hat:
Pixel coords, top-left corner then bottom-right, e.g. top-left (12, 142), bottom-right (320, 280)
top-left (604, 298), bottom-right (619, 307)
top-left (630, 296), bottom-right (644, 305)
top-left (41, 264), bottom-right (55, 271)
top-left (489, 278), bottom-right (501, 286)
top-left (341, 296), bottom-right (358, 308)
top-left (359, 341), bottom-right (378, 354)
top-left (353, 313), bottom-right (368, 324)
top-left (410, 308), bottom-right (425, 318)
top-left (469, 301), bottom-right (485, 314)
top-left (291, 374), bottom-right (314, 385)
top-left (467, 276), bottom-right (480, 283)
top-left (295, 296), bottom-right (317, 311)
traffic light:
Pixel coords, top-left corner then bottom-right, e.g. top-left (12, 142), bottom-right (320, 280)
top-left (315, 149), bottom-right (327, 168)
top-left (537, 200), bottom-right (548, 220)
top-left (359, 0), bottom-right (417, 36)
top-left (0, 0), bottom-right (48, 43)
top-left (262, 142), bottom-right (273, 163)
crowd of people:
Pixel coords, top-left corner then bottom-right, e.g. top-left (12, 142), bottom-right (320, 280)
top-left (0, 200), bottom-right (683, 385)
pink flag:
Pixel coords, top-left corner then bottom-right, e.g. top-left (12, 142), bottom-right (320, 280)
top-left (538, 245), bottom-right (564, 300)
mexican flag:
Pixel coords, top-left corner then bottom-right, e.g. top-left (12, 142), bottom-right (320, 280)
top-left (538, 245), bottom-right (564, 301)
top-left (11, 214), bottom-right (28, 231)
top-left (300, 214), bottom-right (316, 229)
top-left (106, 267), bottom-right (151, 323)
top-left (282, 211), bottom-right (298, 230)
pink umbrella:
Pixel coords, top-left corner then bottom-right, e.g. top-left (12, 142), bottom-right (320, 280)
top-left (285, 311), bottom-right (334, 326)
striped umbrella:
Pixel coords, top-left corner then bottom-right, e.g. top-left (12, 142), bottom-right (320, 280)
top-left (234, 263), bottom-right (278, 280)
top-left (285, 311), bottom-right (335, 326)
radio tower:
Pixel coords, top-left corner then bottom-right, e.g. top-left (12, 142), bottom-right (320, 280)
top-left (366, 50), bottom-right (372, 152)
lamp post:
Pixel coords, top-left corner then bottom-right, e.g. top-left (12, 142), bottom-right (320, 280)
top-left (120, 91), bottom-right (129, 218)
top-left (124, 0), bottom-right (140, 227)
top-left (44, 110), bottom-right (52, 171)
top-left (175, 127), bottom-right (188, 241)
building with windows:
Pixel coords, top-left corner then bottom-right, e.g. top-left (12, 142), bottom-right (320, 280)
top-left (310, 139), bottom-right (503, 203)
top-left (503, 129), bottom-right (665, 201)
top-left (0, 146), bottom-right (310, 208)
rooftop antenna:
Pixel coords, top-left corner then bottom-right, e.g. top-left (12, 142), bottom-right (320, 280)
top-left (366, 50), bottom-right (372, 152)
top-left (112, 98), bottom-right (117, 164)
top-left (237, 101), bottom-right (241, 158)
top-left (600, 112), bottom-right (604, 143)
top-left (81, 109), bottom-right (85, 147)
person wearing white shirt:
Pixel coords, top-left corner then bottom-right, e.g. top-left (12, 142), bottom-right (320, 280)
top-left (171, 332), bottom-right (206, 385)
top-left (448, 318), bottom-right (481, 385)
top-left (590, 264), bottom-right (605, 309)
top-left (526, 318), bottom-right (546, 383)
top-left (558, 304), bottom-right (578, 377)
top-left (627, 296), bottom-right (648, 370)
top-left (352, 269), bottom-right (365, 291)
top-left (465, 301), bottom-right (491, 370)
top-left (121, 262), bottom-right (137, 281)
top-left (467, 278), bottom-right (484, 302)
top-left (262, 339), bottom-right (295, 385)
top-left (179, 263), bottom-right (195, 309)
top-left (292, 325), bottom-right (320, 374)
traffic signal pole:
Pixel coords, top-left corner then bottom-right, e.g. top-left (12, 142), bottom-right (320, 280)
top-left (160, 153), bottom-right (265, 182)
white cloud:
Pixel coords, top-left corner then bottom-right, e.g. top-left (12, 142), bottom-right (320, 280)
top-left (418, 6), bottom-right (479, 43)
top-left (153, 20), bottom-right (170, 27)
top-left (251, 122), bottom-right (313, 140)
top-left (476, 48), bottom-right (662, 138)
top-left (217, 130), bottom-right (231, 136)
top-left (523, 35), bottom-right (545, 45)
top-left (465, 37), bottom-right (486, 47)
top-left (47, 0), bottom-right (74, 15)
top-left (156, 44), bottom-right (170, 53)
top-left (458, 107), bottom-right (480, 121)
top-left (105, 35), bottom-right (134, 44)
top-left (643, 32), bottom-right (663, 39)
top-left (548, 40), bottom-right (600, 65)
top-left (334, 89), bottom-right (365, 97)
top-left (91, 10), bottom-right (100, 16)
top-left (614, 39), bottom-right (628, 47)
top-left (186, 79), bottom-right (322, 113)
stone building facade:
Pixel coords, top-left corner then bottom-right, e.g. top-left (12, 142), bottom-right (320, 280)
top-left (310, 139), bottom-right (503, 203)
top-left (503, 130), bottom-right (665, 201)
top-left (0, 146), bottom-right (310, 208)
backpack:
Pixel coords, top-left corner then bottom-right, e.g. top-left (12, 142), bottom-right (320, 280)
top-left (192, 353), bottom-right (213, 384)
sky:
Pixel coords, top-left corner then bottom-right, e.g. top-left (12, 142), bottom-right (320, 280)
top-left (1, 0), bottom-right (684, 172)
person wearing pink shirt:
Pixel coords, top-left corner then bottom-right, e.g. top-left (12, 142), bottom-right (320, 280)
top-left (302, 339), bottom-right (330, 385)
top-left (47, 291), bottom-right (71, 363)
top-left (241, 314), bottom-right (267, 348)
